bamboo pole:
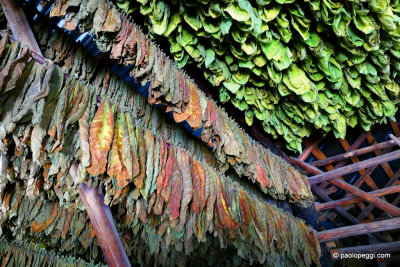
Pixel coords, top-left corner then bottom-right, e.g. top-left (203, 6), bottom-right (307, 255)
top-left (290, 157), bottom-right (400, 217)
top-left (317, 217), bottom-right (400, 242)
top-left (316, 185), bottom-right (400, 211)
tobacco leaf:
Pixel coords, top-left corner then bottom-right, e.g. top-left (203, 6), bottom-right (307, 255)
top-left (87, 99), bottom-right (114, 176)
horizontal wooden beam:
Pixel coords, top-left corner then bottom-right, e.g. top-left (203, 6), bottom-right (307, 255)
top-left (331, 241), bottom-right (400, 256)
top-left (316, 185), bottom-right (400, 211)
top-left (290, 157), bottom-right (400, 217)
top-left (317, 217), bottom-right (400, 242)
top-left (307, 149), bottom-right (400, 185)
top-left (390, 134), bottom-right (400, 147)
top-left (312, 139), bottom-right (397, 167)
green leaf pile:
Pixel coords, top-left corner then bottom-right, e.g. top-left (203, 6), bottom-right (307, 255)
top-left (116, 0), bottom-right (400, 151)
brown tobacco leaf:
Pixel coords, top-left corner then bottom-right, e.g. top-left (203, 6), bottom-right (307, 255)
top-left (168, 150), bottom-right (183, 220)
top-left (111, 18), bottom-right (132, 61)
top-left (178, 149), bottom-right (192, 228)
top-left (191, 159), bottom-right (206, 214)
top-left (124, 114), bottom-right (140, 178)
top-left (173, 80), bottom-right (194, 123)
top-left (31, 202), bottom-right (58, 233)
top-left (186, 84), bottom-right (202, 130)
top-left (49, 0), bottom-right (80, 17)
top-left (108, 113), bottom-right (131, 189)
top-left (102, 6), bottom-right (122, 33)
top-left (134, 127), bottom-right (146, 188)
top-left (87, 99), bottom-right (114, 176)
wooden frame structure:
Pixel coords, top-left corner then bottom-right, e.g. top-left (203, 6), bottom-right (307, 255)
top-left (291, 118), bottom-right (400, 262)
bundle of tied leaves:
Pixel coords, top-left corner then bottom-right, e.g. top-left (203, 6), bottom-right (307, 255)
top-left (0, 35), bottom-right (320, 265)
top-left (33, 4), bottom-right (313, 203)
top-left (102, 0), bottom-right (400, 151)
top-left (0, 237), bottom-right (104, 267)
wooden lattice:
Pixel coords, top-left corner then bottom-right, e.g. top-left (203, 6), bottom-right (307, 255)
top-left (292, 118), bottom-right (400, 264)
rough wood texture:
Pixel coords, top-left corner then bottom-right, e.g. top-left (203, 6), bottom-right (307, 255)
top-left (316, 185), bottom-right (400, 211)
top-left (290, 157), bottom-right (400, 217)
top-left (312, 140), bottom-right (397, 167)
top-left (307, 150), bottom-right (400, 185)
top-left (317, 217), bottom-right (400, 242)
top-left (70, 164), bottom-right (131, 267)
top-left (0, 0), bottom-right (42, 56)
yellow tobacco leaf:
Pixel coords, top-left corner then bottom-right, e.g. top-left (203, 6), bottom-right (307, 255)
top-left (87, 99), bottom-right (114, 176)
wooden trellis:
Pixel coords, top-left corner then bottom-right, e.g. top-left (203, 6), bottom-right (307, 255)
top-left (291, 118), bottom-right (400, 262)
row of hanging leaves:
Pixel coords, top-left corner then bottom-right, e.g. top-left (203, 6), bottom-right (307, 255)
top-left (0, 186), bottom-right (102, 263)
top-left (41, 0), bottom-right (313, 201)
top-left (30, 24), bottom-right (312, 202)
top-left (0, 237), bottom-right (104, 266)
top-left (0, 179), bottom-right (317, 266)
top-left (0, 36), bottom-right (320, 265)
top-left (111, 0), bottom-right (400, 152)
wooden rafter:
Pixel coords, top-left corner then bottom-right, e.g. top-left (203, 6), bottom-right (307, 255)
top-left (317, 217), bottom-right (400, 242)
top-left (291, 157), bottom-right (400, 217)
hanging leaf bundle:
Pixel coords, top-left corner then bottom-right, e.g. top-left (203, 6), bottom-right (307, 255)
top-left (33, 1), bottom-right (313, 201)
top-left (50, 0), bottom-right (400, 151)
top-left (0, 238), bottom-right (104, 267)
top-left (0, 35), bottom-right (320, 265)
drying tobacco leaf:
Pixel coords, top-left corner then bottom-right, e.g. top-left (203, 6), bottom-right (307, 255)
top-left (87, 99), bottom-right (114, 176)
top-left (108, 112), bottom-right (131, 189)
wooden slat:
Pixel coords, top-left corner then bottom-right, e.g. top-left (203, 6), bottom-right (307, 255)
top-left (312, 139), bottom-right (397, 167)
top-left (331, 241), bottom-right (400, 256)
top-left (291, 157), bottom-right (400, 217)
top-left (390, 134), bottom-right (400, 147)
top-left (316, 185), bottom-right (400, 211)
top-left (317, 217), bottom-right (400, 242)
top-left (298, 138), bottom-right (321, 161)
top-left (357, 168), bottom-right (400, 221)
top-left (307, 150), bottom-right (400, 185)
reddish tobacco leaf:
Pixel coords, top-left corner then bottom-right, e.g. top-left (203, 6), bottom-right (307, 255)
top-left (87, 99), bottom-right (114, 176)
top-left (215, 176), bottom-right (238, 230)
top-left (238, 189), bottom-right (251, 235)
top-left (168, 161), bottom-right (183, 220)
top-left (256, 162), bottom-right (270, 189)
top-left (191, 159), bottom-right (206, 214)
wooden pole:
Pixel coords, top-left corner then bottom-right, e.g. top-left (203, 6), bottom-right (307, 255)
top-left (317, 217), bottom-right (400, 242)
top-left (389, 134), bottom-right (400, 147)
top-left (307, 149), bottom-right (400, 185)
top-left (331, 241), bottom-right (400, 256)
top-left (70, 164), bottom-right (131, 267)
top-left (290, 157), bottom-right (400, 217)
top-left (316, 185), bottom-right (400, 211)
top-left (0, 0), bottom-right (42, 56)
top-left (312, 139), bottom-right (397, 167)
top-left (357, 168), bottom-right (400, 220)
